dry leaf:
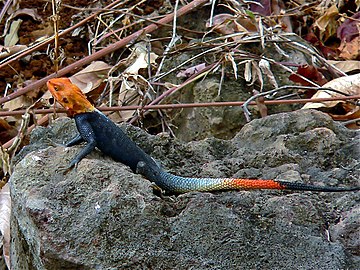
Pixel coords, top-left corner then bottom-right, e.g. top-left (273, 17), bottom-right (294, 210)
top-left (327, 60), bottom-right (360, 73)
top-left (0, 118), bottom-right (18, 145)
top-left (250, 0), bottom-right (271, 15)
top-left (330, 108), bottom-right (360, 129)
top-left (70, 61), bottom-right (112, 93)
top-left (2, 95), bottom-right (32, 111)
top-left (31, 22), bottom-right (53, 39)
top-left (337, 11), bottom-right (360, 42)
top-left (289, 65), bottom-right (328, 86)
top-left (338, 36), bottom-right (360, 60)
top-left (114, 42), bottom-right (158, 121)
top-left (0, 44), bottom-right (27, 59)
top-left (302, 73), bottom-right (360, 109)
top-left (227, 53), bottom-right (238, 79)
top-left (314, 5), bottom-right (339, 42)
top-left (4, 19), bottom-right (22, 46)
top-left (304, 31), bottom-right (337, 59)
top-left (42, 61), bottom-right (111, 100)
top-left (124, 42), bottom-right (158, 75)
top-left (302, 74), bottom-right (360, 127)
top-left (259, 59), bottom-right (277, 88)
top-left (12, 8), bottom-right (42, 22)
top-left (117, 79), bottom-right (140, 121)
top-left (244, 60), bottom-right (252, 82)
top-left (253, 90), bottom-right (268, 118)
top-left (206, 13), bottom-right (257, 41)
top-left (271, 0), bottom-right (292, 32)
top-left (0, 183), bottom-right (11, 269)
top-left (251, 61), bottom-right (263, 89)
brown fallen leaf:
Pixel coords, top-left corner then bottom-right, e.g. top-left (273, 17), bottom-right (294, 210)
top-left (253, 90), bottom-right (268, 118)
top-left (289, 65), bottom-right (328, 86)
top-left (0, 44), bottom-right (27, 59)
top-left (304, 31), bottom-right (337, 59)
top-left (206, 13), bottom-right (257, 41)
top-left (2, 95), bottom-right (32, 111)
top-left (271, 0), bottom-right (292, 32)
top-left (42, 61), bottom-right (112, 100)
top-left (329, 109), bottom-right (360, 129)
top-left (117, 79), bottom-right (141, 121)
top-left (338, 36), bottom-right (360, 60)
top-left (4, 19), bottom-right (22, 46)
top-left (114, 42), bottom-right (158, 121)
top-left (124, 42), bottom-right (158, 75)
top-left (70, 61), bottom-right (112, 93)
top-left (302, 73), bottom-right (360, 128)
top-left (327, 60), bottom-right (360, 73)
top-left (337, 11), bottom-right (360, 42)
top-left (0, 119), bottom-right (18, 145)
top-left (12, 8), bottom-right (43, 22)
top-left (314, 4), bottom-right (339, 43)
top-left (251, 0), bottom-right (292, 32)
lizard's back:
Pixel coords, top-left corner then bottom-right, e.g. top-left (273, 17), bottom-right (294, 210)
top-left (76, 111), bottom-right (159, 173)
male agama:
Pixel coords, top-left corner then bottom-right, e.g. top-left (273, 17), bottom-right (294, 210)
top-left (47, 78), bottom-right (359, 193)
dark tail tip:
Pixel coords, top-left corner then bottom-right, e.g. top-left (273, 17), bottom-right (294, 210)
top-left (277, 181), bottom-right (360, 192)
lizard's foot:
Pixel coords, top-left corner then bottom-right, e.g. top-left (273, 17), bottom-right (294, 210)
top-left (151, 183), bottom-right (164, 193)
top-left (150, 183), bottom-right (176, 201)
top-left (56, 163), bottom-right (77, 175)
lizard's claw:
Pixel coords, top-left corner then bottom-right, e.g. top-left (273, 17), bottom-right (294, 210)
top-left (151, 183), bottom-right (164, 193)
top-left (151, 183), bottom-right (167, 199)
top-left (56, 163), bottom-right (77, 175)
top-left (150, 183), bottom-right (176, 201)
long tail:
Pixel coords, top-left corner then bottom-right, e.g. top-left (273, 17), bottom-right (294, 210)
top-left (157, 172), bottom-right (359, 193)
top-left (136, 161), bottom-right (360, 194)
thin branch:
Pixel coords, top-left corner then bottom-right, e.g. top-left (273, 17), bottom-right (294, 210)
top-left (0, 0), bottom-right (125, 69)
top-left (242, 86), bottom-right (357, 121)
top-left (154, 0), bottom-right (182, 80)
top-left (2, 115), bottom-right (49, 149)
top-left (0, 0), bottom-right (209, 105)
top-left (1, 95), bottom-right (358, 117)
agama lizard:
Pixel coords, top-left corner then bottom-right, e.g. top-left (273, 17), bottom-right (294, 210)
top-left (47, 78), bottom-right (359, 193)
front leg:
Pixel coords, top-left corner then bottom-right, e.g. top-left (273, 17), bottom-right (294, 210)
top-left (68, 140), bottom-right (96, 168)
top-left (66, 134), bottom-right (84, 147)
top-left (65, 113), bottom-right (97, 171)
top-left (60, 140), bottom-right (97, 175)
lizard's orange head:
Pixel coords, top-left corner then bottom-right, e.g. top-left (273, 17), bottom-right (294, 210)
top-left (47, 78), bottom-right (95, 116)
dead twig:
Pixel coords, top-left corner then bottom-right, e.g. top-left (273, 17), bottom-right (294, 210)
top-left (0, 0), bottom-right (125, 69)
top-left (2, 115), bottom-right (49, 150)
top-left (153, 0), bottom-right (182, 90)
top-left (50, 0), bottom-right (61, 72)
top-left (129, 61), bottom-right (220, 123)
top-left (1, 100), bottom-right (41, 188)
top-left (1, 95), bottom-right (358, 118)
top-left (242, 86), bottom-right (357, 122)
top-left (1, 94), bottom-right (359, 149)
top-left (0, 0), bottom-right (209, 105)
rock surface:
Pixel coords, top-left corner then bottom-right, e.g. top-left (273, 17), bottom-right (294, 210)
top-left (10, 110), bottom-right (359, 269)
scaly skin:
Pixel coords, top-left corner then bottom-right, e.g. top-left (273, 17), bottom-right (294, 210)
top-left (47, 78), bottom-right (359, 193)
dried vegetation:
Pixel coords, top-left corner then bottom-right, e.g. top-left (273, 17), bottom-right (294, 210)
top-left (0, 0), bottom-right (359, 268)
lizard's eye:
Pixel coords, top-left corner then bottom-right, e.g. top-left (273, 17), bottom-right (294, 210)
top-left (62, 97), bottom-right (69, 103)
top-left (53, 86), bottom-right (59, 91)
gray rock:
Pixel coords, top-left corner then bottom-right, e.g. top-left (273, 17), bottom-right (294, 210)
top-left (10, 110), bottom-right (359, 269)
